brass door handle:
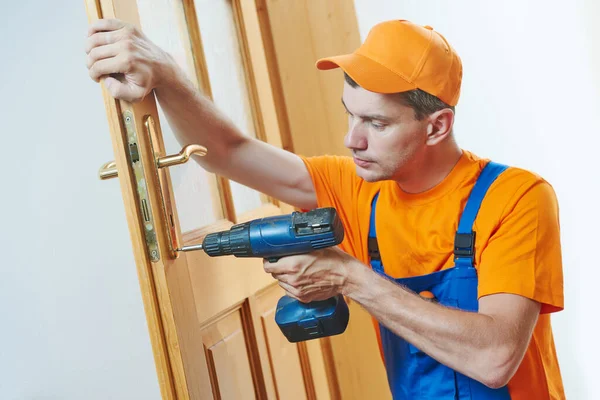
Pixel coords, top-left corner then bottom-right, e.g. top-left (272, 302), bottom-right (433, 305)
top-left (156, 144), bottom-right (208, 168)
top-left (99, 161), bottom-right (118, 180)
top-left (98, 144), bottom-right (207, 180)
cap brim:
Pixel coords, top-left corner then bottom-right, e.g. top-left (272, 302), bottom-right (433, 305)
top-left (316, 53), bottom-right (417, 94)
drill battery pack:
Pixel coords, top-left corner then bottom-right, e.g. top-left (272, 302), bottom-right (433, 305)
top-left (275, 294), bottom-right (350, 342)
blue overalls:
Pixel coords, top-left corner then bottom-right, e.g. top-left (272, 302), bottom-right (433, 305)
top-left (368, 162), bottom-right (511, 399)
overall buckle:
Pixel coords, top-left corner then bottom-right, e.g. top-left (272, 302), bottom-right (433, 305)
top-left (454, 232), bottom-right (475, 259)
top-left (368, 237), bottom-right (381, 261)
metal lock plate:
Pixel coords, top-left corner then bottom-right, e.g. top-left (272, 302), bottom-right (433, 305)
top-left (124, 110), bottom-right (160, 262)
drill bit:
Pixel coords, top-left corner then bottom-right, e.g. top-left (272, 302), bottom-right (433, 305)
top-left (176, 243), bottom-right (204, 252)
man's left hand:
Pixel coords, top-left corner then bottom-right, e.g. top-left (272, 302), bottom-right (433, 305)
top-left (263, 246), bottom-right (357, 302)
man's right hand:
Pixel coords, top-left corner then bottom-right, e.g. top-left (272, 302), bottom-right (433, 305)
top-left (85, 19), bottom-right (175, 103)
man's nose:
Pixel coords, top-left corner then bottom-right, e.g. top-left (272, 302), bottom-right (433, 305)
top-left (344, 123), bottom-right (367, 151)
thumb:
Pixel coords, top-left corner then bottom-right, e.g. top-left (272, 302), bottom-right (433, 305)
top-left (103, 76), bottom-right (126, 99)
top-left (103, 75), bottom-right (143, 102)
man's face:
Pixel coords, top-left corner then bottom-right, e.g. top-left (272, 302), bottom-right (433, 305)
top-left (342, 82), bottom-right (430, 182)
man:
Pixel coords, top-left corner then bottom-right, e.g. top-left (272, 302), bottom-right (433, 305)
top-left (86, 18), bottom-right (565, 399)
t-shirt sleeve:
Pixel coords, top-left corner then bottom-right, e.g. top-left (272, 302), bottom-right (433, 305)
top-left (299, 155), bottom-right (359, 209)
top-left (478, 179), bottom-right (564, 314)
top-left (299, 155), bottom-right (365, 256)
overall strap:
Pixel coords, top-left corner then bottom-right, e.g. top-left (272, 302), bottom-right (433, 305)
top-left (454, 162), bottom-right (508, 267)
top-left (368, 193), bottom-right (385, 274)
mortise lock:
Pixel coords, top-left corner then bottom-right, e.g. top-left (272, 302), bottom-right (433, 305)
top-left (97, 112), bottom-right (208, 262)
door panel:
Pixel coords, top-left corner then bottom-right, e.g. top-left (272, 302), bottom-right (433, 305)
top-left (194, 0), bottom-right (265, 216)
top-left (202, 310), bottom-right (257, 400)
top-left (256, 285), bottom-right (309, 400)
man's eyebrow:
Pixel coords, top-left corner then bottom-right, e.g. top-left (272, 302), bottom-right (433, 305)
top-left (341, 98), bottom-right (393, 121)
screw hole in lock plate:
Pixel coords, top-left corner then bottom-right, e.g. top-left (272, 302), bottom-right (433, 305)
top-left (123, 110), bottom-right (160, 262)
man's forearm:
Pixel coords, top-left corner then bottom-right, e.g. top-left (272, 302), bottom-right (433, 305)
top-left (154, 62), bottom-right (247, 174)
top-left (343, 261), bottom-right (528, 388)
top-left (150, 61), bottom-right (318, 210)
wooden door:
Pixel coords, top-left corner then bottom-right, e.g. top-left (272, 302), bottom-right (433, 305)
top-left (86, 0), bottom-right (336, 399)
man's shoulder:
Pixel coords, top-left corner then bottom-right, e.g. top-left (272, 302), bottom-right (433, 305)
top-left (484, 162), bottom-right (558, 220)
top-left (301, 153), bottom-right (375, 195)
top-left (495, 164), bottom-right (554, 197)
top-left (461, 149), bottom-right (555, 203)
top-left (300, 154), bottom-right (379, 210)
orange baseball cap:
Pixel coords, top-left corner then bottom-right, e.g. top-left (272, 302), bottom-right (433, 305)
top-left (316, 20), bottom-right (463, 106)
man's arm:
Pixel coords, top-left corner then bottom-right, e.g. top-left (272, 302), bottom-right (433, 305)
top-left (153, 69), bottom-right (317, 210)
top-left (265, 177), bottom-right (561, 389)
top-left (344, 261), bottom-right (540, 389)
top-left (264, 246), bottom-right (540, 390)
top-left (85, 19), bottom-right (317, 210)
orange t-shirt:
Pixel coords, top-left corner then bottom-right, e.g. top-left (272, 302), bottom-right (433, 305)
top-left (300, 150), bottom-right (565, 400)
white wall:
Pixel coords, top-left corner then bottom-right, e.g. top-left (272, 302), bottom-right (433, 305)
top-left (0, 1), bottom-right (160, 399)
top-left (353, 1), bottom-right (600, 399)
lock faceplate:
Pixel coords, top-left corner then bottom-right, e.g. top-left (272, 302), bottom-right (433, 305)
top-left (124, 110), bottom-right (160, 262)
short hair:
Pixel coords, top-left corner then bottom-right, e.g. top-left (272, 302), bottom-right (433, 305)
top-left (344, 72), bottom-right (455, 120)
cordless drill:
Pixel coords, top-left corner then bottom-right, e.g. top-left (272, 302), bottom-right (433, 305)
top-left (177, 208), bottom-right (349, 343)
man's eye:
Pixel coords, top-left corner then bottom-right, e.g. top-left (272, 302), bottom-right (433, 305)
top-left (370, 121), bottom-right (386, 130)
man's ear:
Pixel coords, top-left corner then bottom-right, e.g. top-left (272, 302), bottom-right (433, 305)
top-left (426, 108), bottom-right (454, 145)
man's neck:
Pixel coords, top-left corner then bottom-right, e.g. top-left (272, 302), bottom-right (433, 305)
top-left (396, 140), bottom-right (463, 194)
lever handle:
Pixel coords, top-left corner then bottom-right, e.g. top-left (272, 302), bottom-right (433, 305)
top-left (98, 145), bottom-right (207, 180)
top-left (98, 114), bottom-right (207, 180)
top-left (99, 161), bottom-right (118, 180)
top-left (147, 114), bottom-right (208, 168)
top-left (156, 144), bottom-right (208, 168)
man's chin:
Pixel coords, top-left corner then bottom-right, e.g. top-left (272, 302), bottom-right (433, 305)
top-left (355, 166), bottom-right (384, 182)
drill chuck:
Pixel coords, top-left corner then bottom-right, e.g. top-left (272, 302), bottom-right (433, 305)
top-left (202, 223), bottom-right (253, 257)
